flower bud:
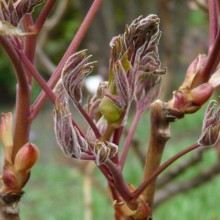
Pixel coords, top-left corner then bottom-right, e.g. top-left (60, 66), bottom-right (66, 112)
top-left (14, 143), bottom-right (39, 172)
top-left (94, 140), bottom-right (118, 165)
top-left (99, 97), bottom-right (123, 124)
top-left (180, 54), bottom-right (207, 90)
top-left (190, 83), bottom-right (213, 106)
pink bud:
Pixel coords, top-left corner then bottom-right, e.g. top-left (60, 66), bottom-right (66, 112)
top-left (14, 143), bottom-right (39, 172)
top-left (2, 170), bottom-right (19, 191)
top-left (191, 83), bottom-right (213, 105)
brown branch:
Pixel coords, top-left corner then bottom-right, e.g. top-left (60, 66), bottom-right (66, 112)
top-left (141, 100), bottom-right (171, 210)
top-left (0, 192), bottom-right (23, 220)
top-left (157, 146), bottom-right (208, 188)
top-left (154, 162), bottom-right (220, 207)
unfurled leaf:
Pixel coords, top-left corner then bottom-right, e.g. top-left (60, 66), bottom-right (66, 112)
top-left (62, 50), bottom-right (96, 104)
top-left (14, 0), bottom-right (44, 24)
top-left (0, 0), bottom-right (44, 26)
top-left (0, 20), bottom-right (35, 36)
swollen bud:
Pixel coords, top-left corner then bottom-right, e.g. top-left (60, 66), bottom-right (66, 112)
top-left (2, 170), bottom-right (20, 191)
top-left (190, 83), bottom-right (213, 106)
top-left (14, 143), bottom-right (39, 172)
top-left (99, 97), bottom-right (123, 124)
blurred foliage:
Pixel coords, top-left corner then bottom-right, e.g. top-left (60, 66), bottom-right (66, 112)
top-left (0, 53), bottom-right (16, 104)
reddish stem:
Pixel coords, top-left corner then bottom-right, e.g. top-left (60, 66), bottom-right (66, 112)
top-left (191, 29), bottom-right (220, 87)
top-left (132, 143), bottom-right (201, 200)
top-left (202, 29), bottom-right (220, 76)
top-left (208, 0), bottom-right (219, 49)
top-left (0, 37), bottom-right (31, 161)
top-left (35, 0), bottom-right (57, 31)
top-left (23, 14), bottom-right (37, 85)
top-left (17, 49), bottom-right (57, 104)
top-left (120, 110), bottom-right (142, 169)
top-left (31, 0), bottom-right (103, 119)
top-left (75, 103), bottom-right (101, 139)
top-left (105, 160), bottom-right (137, 210)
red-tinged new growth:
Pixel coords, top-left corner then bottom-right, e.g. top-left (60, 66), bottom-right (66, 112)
top-left (167, 0), bottom-right (220, 117)
top-left (14, 143), bottom-right (39, 172)
top-left (0, 113), bottom-right (39, 193)
top-left (0, 113), bottom-right (13, 162)
top-left (168, 55), bottom-right (215, 115)
top-left (198, 100), bottom-right (220, 146)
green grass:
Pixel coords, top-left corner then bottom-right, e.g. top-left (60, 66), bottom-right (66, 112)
top-left (2, 103), bottom-right (220, 219)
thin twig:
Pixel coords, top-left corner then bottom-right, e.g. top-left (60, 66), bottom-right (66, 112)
top-left (16, 50), bottom-right (57, 104)
top-left (154, 162), bottom-right (220, 207)
top-left (0, 36), bottom-right (30, 160)
top-left (35, 0), bottom-right (57, 31)
top-left (208, 0), bottom-right (219, 50)
top-left (120, 110), bottom-right (143, 169)
top-left (133, 143), bottom-right (201, 201)
top-left (75, 103), bottom-right (101, 139)
top-left (157, 146), bottom-right (208, 188)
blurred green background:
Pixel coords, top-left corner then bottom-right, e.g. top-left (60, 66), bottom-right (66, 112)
top-left (1, 1), bottom-right (220, 219)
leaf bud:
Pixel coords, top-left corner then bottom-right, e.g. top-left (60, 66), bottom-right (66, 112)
top-left (14, 143), bottom-right (39, 172)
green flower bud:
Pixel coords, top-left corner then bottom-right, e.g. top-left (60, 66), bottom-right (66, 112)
top-left (99, 96), bottom-right (123, 124)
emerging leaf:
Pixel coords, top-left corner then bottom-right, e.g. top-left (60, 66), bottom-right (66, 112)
top-left (0, 0), bottom-right (44, 26)
top-left (94, 140), bottom-right (118, 165)
top-left (62, 50), bottom-right (96, 104)
top-left (53, 80), bottom-right (69, 104)
top-left (53, 102), bottom-right (82, 158)
top-left (14, 0), bottom-right (44, 24)
top-left (198, 101), bottom-right (220, 146)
